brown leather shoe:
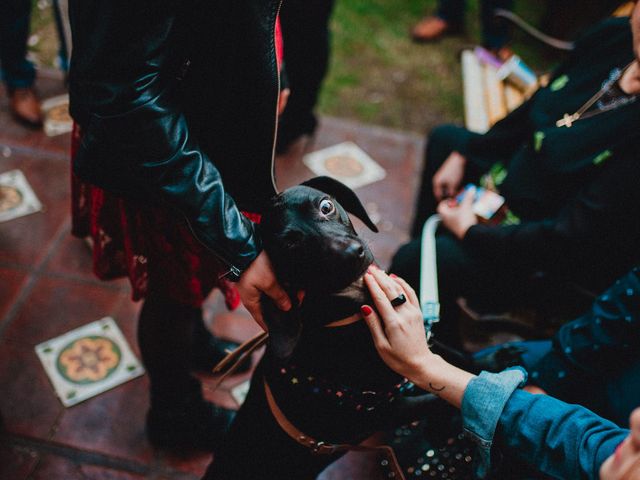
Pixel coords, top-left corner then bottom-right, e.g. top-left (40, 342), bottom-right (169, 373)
top-left (9, 87), bottom-right (43, 128)
top-left (411, 16), bottom-right (459, 43)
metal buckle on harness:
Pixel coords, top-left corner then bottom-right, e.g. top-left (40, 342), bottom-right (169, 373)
top-left (311, 441), bottom-right (335, 455)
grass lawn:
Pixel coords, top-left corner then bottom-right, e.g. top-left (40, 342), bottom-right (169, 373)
top-left (322, 0), bottom-right (553, 133)
top-left (29, 0), bottom-right (555, 134)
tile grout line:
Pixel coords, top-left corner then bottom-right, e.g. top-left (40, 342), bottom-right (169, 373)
top-left (4, 432), bottom-right (151, 476)
top-left (3, 433), bottom-right (201, 480)
top-left (0, 260), bottom-right (130, 292)
top-left (0, 217), bottom-right (71, 339)
top-left (0, 141), bottom-right (69, 163)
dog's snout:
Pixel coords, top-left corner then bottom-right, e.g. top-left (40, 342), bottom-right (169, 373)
top-left (345, 240), bottom-right (365, 258)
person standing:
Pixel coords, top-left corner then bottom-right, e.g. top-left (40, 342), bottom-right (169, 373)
top-left (411, 0), bottom-right (514, 55)
top-left (68, 0), bottom-right (292, 451)
top-left (276, 0), bottom-right (335, 153)
top-left (0, 0), bottom-right (43, 127)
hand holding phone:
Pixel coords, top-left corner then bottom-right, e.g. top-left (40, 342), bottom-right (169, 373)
top-left (455, 184), bottom-right (505, 220)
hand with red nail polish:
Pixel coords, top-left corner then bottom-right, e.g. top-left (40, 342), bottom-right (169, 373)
top-left (360, 269), bottom-right (434, 380)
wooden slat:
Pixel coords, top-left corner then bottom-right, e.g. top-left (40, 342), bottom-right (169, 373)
top-left (461, 50), bottom-right (490, 133)
top-left (484, 65), bottom-right (508, 125)
top-left (504, 84), bottom-right (525, 112)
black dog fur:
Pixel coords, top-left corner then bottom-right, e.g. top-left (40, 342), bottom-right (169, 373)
top-left (204, 177), bottom-right (435, 480)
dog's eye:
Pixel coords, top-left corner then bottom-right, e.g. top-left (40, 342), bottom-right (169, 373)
top-left (319, 199), bottom-right (335, 216)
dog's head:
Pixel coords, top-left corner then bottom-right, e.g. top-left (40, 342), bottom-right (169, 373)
top-left (259, 177), bottom-right (378, 359)
top-left (260, 176), bottom-right (378, 295)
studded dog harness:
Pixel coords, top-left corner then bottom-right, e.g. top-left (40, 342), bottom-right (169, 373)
top-left (212, 315), bottom-right (407, 480)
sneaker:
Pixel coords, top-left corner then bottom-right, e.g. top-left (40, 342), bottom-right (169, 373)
top-left (146, 397), bottom-right (235, 452)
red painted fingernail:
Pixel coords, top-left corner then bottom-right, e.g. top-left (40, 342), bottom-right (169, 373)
top-left (390, 273), bottom-right (398, 278)
top-left (361, 305), bottom-right (373, 316)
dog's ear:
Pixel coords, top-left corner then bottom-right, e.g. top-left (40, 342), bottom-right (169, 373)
top-left (302, 176), bottom-right (379, 232)
top-left (262, 297), bottom-right (302, 360)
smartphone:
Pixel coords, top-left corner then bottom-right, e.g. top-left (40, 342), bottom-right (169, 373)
top-left (456, 184), bottom-right (505, 220)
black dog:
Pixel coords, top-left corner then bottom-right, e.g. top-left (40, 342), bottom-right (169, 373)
top-left (204, 177), bottom-right (434, 480)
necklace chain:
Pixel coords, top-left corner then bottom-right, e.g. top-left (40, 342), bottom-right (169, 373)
top-left (556, 61), bottom-right (636, 128)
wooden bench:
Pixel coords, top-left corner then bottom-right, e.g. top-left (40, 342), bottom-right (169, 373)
top-left (461, 49), bottom-right (531, 133)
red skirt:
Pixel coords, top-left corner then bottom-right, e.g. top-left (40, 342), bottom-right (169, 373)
top-left (70, 125), bottom-right (257, 309)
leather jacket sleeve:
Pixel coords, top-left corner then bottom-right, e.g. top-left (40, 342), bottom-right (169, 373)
top-left (69, 2), bottom-right (260, 280)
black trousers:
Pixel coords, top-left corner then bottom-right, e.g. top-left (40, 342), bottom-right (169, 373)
top-left (137, 288), bottom-right (213, 406)
top-left (0, 0), bottom-right (35, 90)
top-left (390, 125), bottom-right (554, 346)
top-left (278, 0), bottom-right (335, 145)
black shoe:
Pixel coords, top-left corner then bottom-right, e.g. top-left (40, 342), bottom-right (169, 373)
top-left (146, 397), bottom-right (235, 452)
top-left (191, 334), bottom-right (252, 374)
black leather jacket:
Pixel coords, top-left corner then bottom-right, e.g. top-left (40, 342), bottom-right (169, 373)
top-left (68, 0), bottom-right (282, 280)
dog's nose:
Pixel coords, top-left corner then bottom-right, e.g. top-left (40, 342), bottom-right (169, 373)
top-left (345, 241), bottom-right (365, 258)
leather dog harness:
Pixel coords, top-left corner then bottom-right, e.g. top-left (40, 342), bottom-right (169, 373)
top-left (212, 316), bottom-right (407, 479)
top-left (263, 377), bottom-right (406, 479)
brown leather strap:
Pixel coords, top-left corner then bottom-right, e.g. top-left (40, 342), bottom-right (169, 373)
top-left (263, 379), bottom-right (406, 480)
top-left (211, 331), bottom-right (269, 390)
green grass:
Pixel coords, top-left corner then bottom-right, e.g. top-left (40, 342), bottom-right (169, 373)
top-left (320, 0), bottom-right (554, 132)
top-left (29, 0), bottom-right (555, 133)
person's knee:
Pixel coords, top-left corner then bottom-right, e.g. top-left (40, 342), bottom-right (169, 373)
top-left (428, 124), bottom-right (465, 153)
top-left (423, 124), bottom-right (468, 177)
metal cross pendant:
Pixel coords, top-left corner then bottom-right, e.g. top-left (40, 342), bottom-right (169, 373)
top-left (556, 113), bottom-right (579, 128)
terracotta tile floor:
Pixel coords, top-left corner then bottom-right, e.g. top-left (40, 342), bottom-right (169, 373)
top-left (0, 71), bottom-right (425, 479)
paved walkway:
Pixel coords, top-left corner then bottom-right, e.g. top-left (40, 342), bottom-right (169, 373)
top-left (0, 70), bottom-right (425, 480)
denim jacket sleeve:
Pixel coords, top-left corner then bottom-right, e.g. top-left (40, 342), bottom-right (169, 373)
top-left (462, 369), bottom-right (628, 479)
top-left (461, 368), bottom-right (527, 478)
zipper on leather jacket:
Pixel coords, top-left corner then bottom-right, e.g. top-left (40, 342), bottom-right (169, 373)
top-left (182, 214), bottom-right (244, 282)
top-left (269, 0), bottom-right (284, 195)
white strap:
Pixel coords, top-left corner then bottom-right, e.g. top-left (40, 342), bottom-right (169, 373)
top-left (419, 215), bottom-right (442, 338)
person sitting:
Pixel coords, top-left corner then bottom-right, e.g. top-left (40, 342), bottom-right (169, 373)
top-left (0, 0), bottom-right (43, 127)
top-left (473, 265), bottom-right (640, 428)
top-left (392, 6), bottom-right (640, 346)
top-left (360, 267), bottom-right (640, 480)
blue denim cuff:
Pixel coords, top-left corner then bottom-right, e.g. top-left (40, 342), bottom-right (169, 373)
top-left (461, 367), bottom-right (527, 478)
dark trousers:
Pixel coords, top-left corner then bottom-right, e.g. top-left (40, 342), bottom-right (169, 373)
top-left (277, 0), bottom-right (335, 145)
top-left (391, 125), bottom-right (542, 346)
top-left (0, 0), bottom-right (35, 90)
top-left (437, 0), bottom-right (514, 49)
top-left (477, 341), bottom-right (640, 427)
top-left (137, 289), bottom-right (213, 406)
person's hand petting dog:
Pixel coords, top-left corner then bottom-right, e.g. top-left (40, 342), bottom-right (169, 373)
top-left (432, 151), bottom-right (467, 201)
top-left (361, 266), bottom-right (474, 408)
top-left (237, 250), bottom-right (291, 330)
top-left (437, 185), bottom-right (478, 240)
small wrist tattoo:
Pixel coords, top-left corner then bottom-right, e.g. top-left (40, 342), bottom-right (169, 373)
top-left (429, 383), bottom-right (446, 392)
